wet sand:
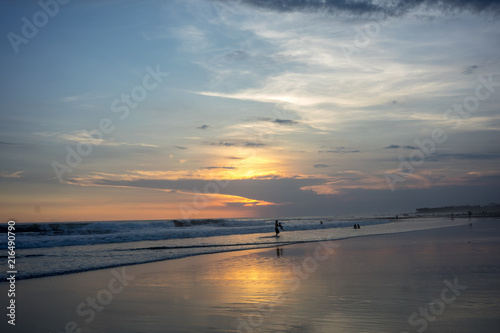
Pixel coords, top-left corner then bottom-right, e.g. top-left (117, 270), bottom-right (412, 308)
top-left (2, 218), bottom-right (500, 332)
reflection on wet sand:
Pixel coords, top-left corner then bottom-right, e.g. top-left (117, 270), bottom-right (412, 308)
top-left (12, 221), bottom-right (500, 333)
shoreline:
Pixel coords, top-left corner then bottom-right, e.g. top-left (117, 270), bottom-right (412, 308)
top-left (3, 215), bottom-right (496, 281)
top-left (3, 215), bottom-right (489, 281)
top-left (2, 218), bottom-right (500, 332)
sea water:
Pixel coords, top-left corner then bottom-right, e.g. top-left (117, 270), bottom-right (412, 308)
top-left (0, 216), bottom-right (470, 280)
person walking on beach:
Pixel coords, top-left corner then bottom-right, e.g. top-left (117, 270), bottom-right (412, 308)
top-left (275, 220), bottom-right (280, 236)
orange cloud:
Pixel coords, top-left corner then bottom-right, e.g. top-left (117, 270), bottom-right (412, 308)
top-left (300, 171), bottom-right (391, 195)
top-left (301, 168), bottom-right (500, 196)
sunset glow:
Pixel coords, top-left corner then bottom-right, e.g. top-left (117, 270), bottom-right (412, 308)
top-left (1, 0), bottom-right (499, 222)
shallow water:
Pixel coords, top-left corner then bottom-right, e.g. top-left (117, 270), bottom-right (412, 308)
top-left (6, 218), bottom-right (499, 333)
top-left (2, 216), bottom-right (474, 280)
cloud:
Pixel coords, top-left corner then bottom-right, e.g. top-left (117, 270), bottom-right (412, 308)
top-left (175, 146), bottom-right (188, 150)
top-left (224, 50), bottom-right (251, 61)
top-left (206, 139), bottom-right (268, 149)
top-left (66, 167), bottom-right (500, 208)
top-left (170, 25), bottom-right (210, 52)
top-left (300, 171), bottom-right (389, 195)
top-left (37, 131), bottom-right (159, 148)
top-left (67, 168), bottom-right (290, 186)
top-left (37, 130), bottom-right (103, 145)
top-left (209, 141), bottom-right (237, 147)
top-left (259, 117), bottom-right (299, 125)
top-left (197, 125), bottom-right (210, 129)
top-left (204, 166), bottom-right (237, 169)
top-left (245, 142), bottom-right (266, 148)
top-left (61, 93), bottom-right (109, 103)
top-left (273, 119), bottom-right (299, 125)
top-left (237, 0), bottom-right (386, 16)
top-left (64, 170), bottom-right (291, 207)
top-left (427, 153), bottom-right (500, 162)
top-left (0, 171), bottom-right (24, 179)
top-left (463, 65), bottom-right (480, 75)
top-left (314, 164), bottom-right (330, 168)
top-left (193, 2), bottom-right (489, 134)
top-left (319, 147), bottom-right (361, 153)
top-left (235, 0), bottom-right (500, 17)
top-left (299, 168), bottom-right (500, 195)
top-left (384, 144), bottom-right (417, 149)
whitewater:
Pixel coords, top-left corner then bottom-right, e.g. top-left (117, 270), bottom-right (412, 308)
top-left (0, 216), bottom-right (471, 280)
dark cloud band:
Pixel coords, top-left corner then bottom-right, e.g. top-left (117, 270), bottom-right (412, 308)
top-left (230, 0), bottom-right (500, 17)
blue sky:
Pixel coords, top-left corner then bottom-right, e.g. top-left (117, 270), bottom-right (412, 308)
top-left (1, 0), bottom-right (499, 222)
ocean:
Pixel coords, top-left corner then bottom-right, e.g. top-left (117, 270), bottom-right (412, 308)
top-left (1, 215), bottom-right (469, 280)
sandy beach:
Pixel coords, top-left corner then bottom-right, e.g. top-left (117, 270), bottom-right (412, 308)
top-left (3, 217), bottom-right (500, 333)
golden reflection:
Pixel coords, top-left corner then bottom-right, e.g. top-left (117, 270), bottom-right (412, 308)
top-left (197, 250), bottom-right (291, 304)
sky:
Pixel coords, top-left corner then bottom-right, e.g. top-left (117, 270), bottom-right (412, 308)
top-left (1, 0), bottom-right (499, 222)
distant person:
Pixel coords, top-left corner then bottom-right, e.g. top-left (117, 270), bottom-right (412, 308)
top-left (468, 211), bottom-right (472, 219)
top-left (320, 221), bottom-right (323, 225)
top-left (396, 215), bottom-right (399, 220)
top-left (357, 224), bottom-right (360, 229)
top-left (451, 213), bottom-right (454, 220)
top-left (275, 220), bottom-right (280, 236)
top-left (353, 223), bottom-right (357, 229)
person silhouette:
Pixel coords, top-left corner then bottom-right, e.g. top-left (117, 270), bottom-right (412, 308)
top-left (275, 220), bottom-right (280, 236)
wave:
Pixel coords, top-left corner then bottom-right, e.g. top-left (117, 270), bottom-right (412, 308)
top-left (0, 216), bottom-right (479, 281)
top-left (0, 219), bottom-right (233, 234)
top-left (0, 217), bottom-right (391, 249)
